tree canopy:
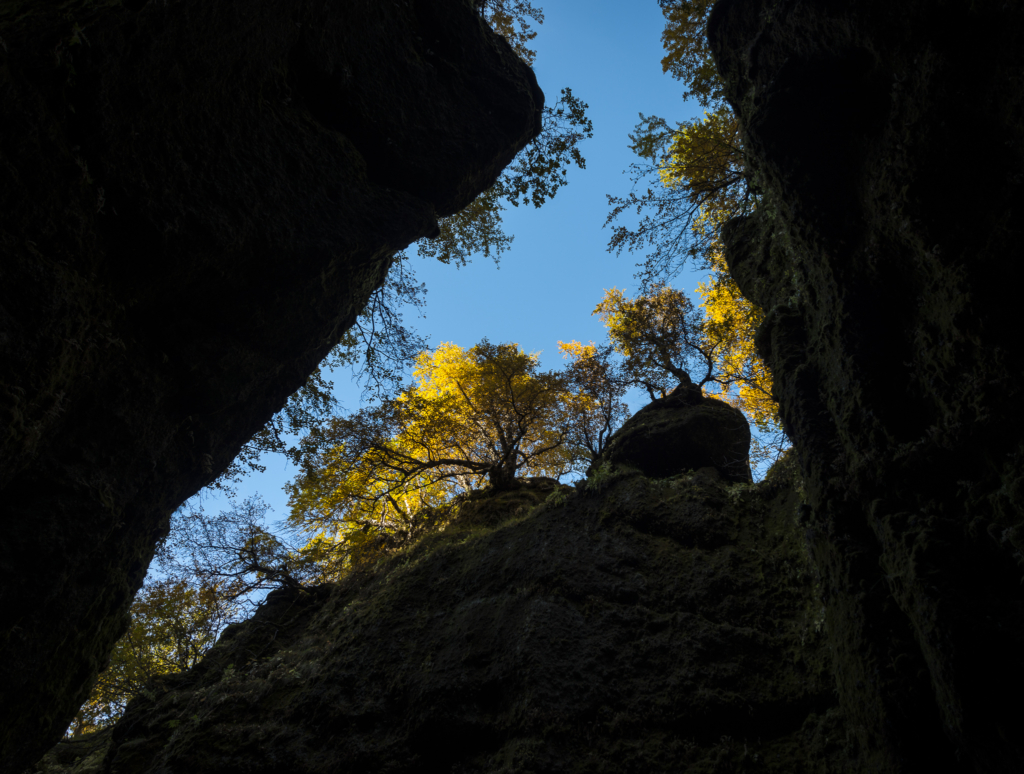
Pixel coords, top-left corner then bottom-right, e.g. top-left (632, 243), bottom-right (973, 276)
top-left (566, 282), bottom-right (783, 471)
top-left (67, 578), bottom-right (238, 736)
top-left (68, 497), bottom-right (309, 735)
top-left (658, 0), bottom-right (720, 108)
top-left (594, 283), bottom-right (718, 399)
top-left (557, 340), bottom-right (630, 461)
top-left (286, 340), bottom-right (596, 572)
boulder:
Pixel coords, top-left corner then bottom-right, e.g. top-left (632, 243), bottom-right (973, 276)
top-left (599, 382), bottom-right (753, 483)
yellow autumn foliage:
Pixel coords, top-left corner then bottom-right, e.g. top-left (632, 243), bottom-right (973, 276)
top-left (658, 105), bottom-right (785, 462)
top-left (68, 579), bottom-right (235, 736)
top-left (594, 283), bottom-right (714, 399)
top-left (287, 340), bottom-right (590, 573)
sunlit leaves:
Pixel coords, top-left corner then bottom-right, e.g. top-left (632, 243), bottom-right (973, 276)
top-left (605, 1), bottom-right (789, 469)
top-left (658, 0), bottom-right (720, 107)
top-left (557, 341), bottom-right (630, 459)
top-left (479, 0), bottom-right (544, 65)
top-left (660, 107), bottom-right (745, 214)
top-left (67, 579), bottom-right (238, 736)
top-left (286, 340), bottom-right (589, 574)
top-left (696, 248), bottom-right (785, 470)
top-left (606, 107), bottom-right (750, 285)
top-left (594, 284), bottom-right (717, 398)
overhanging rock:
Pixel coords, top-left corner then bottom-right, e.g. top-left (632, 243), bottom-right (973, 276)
top-left (0, 1), bottom-right (542, 770)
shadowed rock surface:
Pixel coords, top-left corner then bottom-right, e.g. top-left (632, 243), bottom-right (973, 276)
top-left (710, 0), bottom-right (1024, 770)
top-left (12, 0), bottom-right (1024, 771)
top-left (0, 1), bottom-right (542, 769)
top-left (600, 381), bottom-right (754, 484)
top-left (34, 460), bottom-right (843, 774)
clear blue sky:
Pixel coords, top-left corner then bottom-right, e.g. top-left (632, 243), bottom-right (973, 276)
top-left (200, 0), bottom-right (708, 525)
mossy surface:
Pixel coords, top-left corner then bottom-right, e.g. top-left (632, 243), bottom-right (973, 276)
top-left (38, 464), bottom-right (851, 774)
top-left (710, 1), bottom-right (1024, 770)
top-left (0, 1), bottom-right (542, 770)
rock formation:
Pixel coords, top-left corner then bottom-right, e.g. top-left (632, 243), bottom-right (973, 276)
top-left (0, 1), bottom-right (542, 770)
top-left (710, 0), bottom-right (1024, 770)
top-left (599, 379), bottom-right (753, 483)
top-left (34, 453), bottom-right (840, 774)
top-left (11, 0), bottom-right (1024, 771)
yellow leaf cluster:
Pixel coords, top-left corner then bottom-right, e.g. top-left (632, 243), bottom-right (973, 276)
top-left (659, 0), bottom-right (720, 106)
top-left (556, 341), bottom-right (629, 459)
top-left (288, 340), bottom-right (586, 574)
top-left (69, 579), bottom-right (232, 735)
top-left (696, 248), bottom-right (777, 432)
top-left (594, 283), bottom-right (708, 398)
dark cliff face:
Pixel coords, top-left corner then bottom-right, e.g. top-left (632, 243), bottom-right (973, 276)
top-left (709, 0), bottom-right (1024, 771)
top-left (34, 463), bottom-right (838, 774)
top-left (0, 1), bottom-right (541, 770)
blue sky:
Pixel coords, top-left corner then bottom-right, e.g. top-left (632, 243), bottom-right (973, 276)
top-left (201, 0), bottom-right (708, 524)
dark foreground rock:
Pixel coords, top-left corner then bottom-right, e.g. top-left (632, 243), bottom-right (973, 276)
top-left (710, 0), bottom-right (1024, 770)
top-left (600, 382), bottom-right (753, 484)
top-left (0, 1), bottom-right (541, 769)
top-left (35, 462), bottom-right (845, 774)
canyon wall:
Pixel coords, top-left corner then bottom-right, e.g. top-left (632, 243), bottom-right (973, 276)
top-left (0, 1), bottom-right (542, 770)
top-left (710, 0), bottom-right (1024, 770)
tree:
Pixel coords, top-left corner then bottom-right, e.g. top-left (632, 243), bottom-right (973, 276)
top-left (658, 0), bottom-right (720, 108)
top-left (158, 497), bottom-right (316, 597)
top-left (67, 578), bottom-right (238, 736)
top-left (605, 105), bottom-right (748, 287)
top-left (593, 284), bottom-right (785, 472)
top-left (604, 0), bottom-right (787, 470)
top-left (477, 0), bottom-right (544, 66)
top-left (605, 0), bottom-right (745, 280)
top-left (68, 497), bottom-right (311, 735)
top-left (557, 341), bottom-right (630, 460)
top-left (287, 340), bottom-right (590, 571)
top-left (594, 284), bottom-right (722, 399)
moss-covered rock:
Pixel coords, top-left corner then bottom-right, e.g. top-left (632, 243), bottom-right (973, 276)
top-left (709, 0), bottom-right (1024, 770)
top-left (34, 465), bottom-right (845, 774)
top-left (0, 1), bottom-right (541, 769)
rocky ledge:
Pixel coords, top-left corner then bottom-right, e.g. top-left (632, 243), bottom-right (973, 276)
top-left (34, 455), bottom-right (840, 774)
top-left (710, 0), bottom-right (1024, 770)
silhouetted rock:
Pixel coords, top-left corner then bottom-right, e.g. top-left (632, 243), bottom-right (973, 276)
top-left (600, 384), bottom-right (753, 483)
top-left (710, 0), bottom-right (1024, 770)
top-left (0, 1), bottom-right (541, 769)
